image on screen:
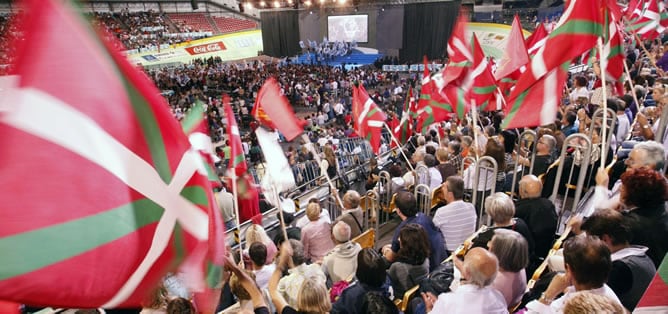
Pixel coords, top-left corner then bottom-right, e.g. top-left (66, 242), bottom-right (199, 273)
top-left (327, 15), bottom-right (368, 42)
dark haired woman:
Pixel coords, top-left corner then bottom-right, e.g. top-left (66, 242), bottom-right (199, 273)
top-left (388, 223), bottom-right (430, 298)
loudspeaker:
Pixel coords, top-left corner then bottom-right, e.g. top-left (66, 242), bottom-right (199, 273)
top-left (191, 0), bottom-right (199, 10)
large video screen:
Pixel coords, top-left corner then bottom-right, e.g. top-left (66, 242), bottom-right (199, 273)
top-left (327, 15), bottom-right (368, 42)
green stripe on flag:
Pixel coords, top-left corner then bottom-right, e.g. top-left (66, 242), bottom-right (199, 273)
top-left (449, 60), bottom-right (471, 67)
top-left (181, 102), bottom-right (205, 134)
top-left (455, 89), bottom-right (466, 120)
top-left (0, 199), bottom-right (164, 280)
top-left (232, 154), bottom-right (245, 168)
top-left (123, 81), bottom-right (173, 183)
top-left (170, 223), bottom-right (187, 268)
top-left (206, 261), bottom-right (223, 288)
top-left (180, 186), bottom-right (210, 206)
top-left (549, 20), bottom-right (603, 38)
top-left (473, 85), bottom-right (496, 95)
top-left (502, 89), bottom-right (530, 129)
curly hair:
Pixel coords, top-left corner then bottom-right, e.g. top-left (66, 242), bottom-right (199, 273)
top-left (484, 137), bottom-right (505, 170)
top-left (397, 223), bottom-right (430, 265)
top-left (621, 167), bottom-right (668, 209)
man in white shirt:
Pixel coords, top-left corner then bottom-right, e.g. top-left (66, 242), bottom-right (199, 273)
top-left (249, 242), bottom-right (276, 289)
top-left (423, 247), bottom-right (508, 314)
top-left (433, 176), bottom-right (477, 252)
top-left (277, 239), bottom-right (326, 307)
top-left (525, 235), bottom-right (622, 314)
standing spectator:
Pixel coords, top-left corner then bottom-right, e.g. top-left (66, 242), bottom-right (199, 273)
top-left (322, 221), bottom-right (362, 285)
top-left (301, 202), bottom-right (335, 263)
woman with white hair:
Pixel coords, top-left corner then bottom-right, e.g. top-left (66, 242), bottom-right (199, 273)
top-left (470, 193), bottom-right (535, 259)
top-left (245, 224), bottom-right (278, 266)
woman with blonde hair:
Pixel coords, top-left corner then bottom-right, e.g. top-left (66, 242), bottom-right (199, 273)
top-left (270, 242), bottom-right (332, 314)
top-left (245, 224), bottom-right (278, 266)
top-left (320, 145), bottom-right (338, 180)
top-left (301, 202), bottom-right (335, 263)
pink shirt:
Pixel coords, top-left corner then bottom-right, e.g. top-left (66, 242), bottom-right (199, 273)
top-left (301, 220), bottom-right (335, 262)
top-left (492, 269), bottom-right (527, 307)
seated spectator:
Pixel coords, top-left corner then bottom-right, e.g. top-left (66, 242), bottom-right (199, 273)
top-left (334, 190), bottom-right (365, 239)
top-left (383, 191), bottom-right (446, 272)
top-left (471, 193), bottom-right (535, 260)
top-left (332, 248), bottom-right (390, 314)
top-left (435, 147), bottom-right (457, 181)
top-left (245, 224), bottom-right (278, 266)
top-left (229, 270), bottom-right (258, 311)
top-left (166, 297), bottom-right (195, 314)
top-left (272, 211), bottom-right (301, 246)
top-left (270, 242), bottom-right (331, 314)
top-left (517, 134), bottom-right (556, 177)
top-left (562, 291), bottom-right (625, 314)
top-left (301, 202), bottom-right (335, 263)
top-left (581, 208), bottom-right (656, 311)
top-left (488, 229), bottom-right (529, 308)
top-left (277, 239), bottom-right (326, 308)
top-left (515, 175), bottom-right (557, 259)
top-left (424, 154), bottom-right (443, 189)
top-left (422, 247), bottom-right (507, 313)
top-left (322, 221), bottom-right (362, 286)
top-left (619, 167), bottom-right (668, 267)
top-left (388, 223), bottom-right (431, 298)
top-left (249, 242), bottom-right (277, 290)
top-left (361, 291), bottom-right (400, 314)
top-left (525, 235), bottom-right (622, 313)
top-left (463, 137), bottom-right (506, 204)
top-left (433, 176), bottom-right (477, 253)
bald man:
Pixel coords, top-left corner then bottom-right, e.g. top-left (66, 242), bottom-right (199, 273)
top-left (515, 175), bottom-right (558, 258)
top-left (423, 248), bottom-right (507, 314)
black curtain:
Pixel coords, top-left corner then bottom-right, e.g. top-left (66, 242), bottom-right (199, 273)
top-left (260, 11), bottom-right (301, 58)
top-left (400, 1), bottom-right (461, 63)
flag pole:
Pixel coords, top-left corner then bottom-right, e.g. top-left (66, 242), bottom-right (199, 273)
top-left (633, 32), bottom-right (661, 70)
top-left (470, 100), bottom-right (480, 160)
top-left (300, 134), bottom-right (346, 209)
top-left (230, 172), bottom-right (244, 269)
top-left (383, 123), bottom-right (415, 172)
top-left (597, 37), bottom-right (608, 170)
top-left (271, 185), bottom-right (290, 246)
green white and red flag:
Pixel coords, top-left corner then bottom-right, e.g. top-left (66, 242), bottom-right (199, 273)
top-left (181, 102), bottom-right (223, 188)
top-left (635, 253), bottom-right (668, 312)
top-left (502, 67), bottom-right (569, 129)
top-left (417, 55), bottom-right (433, 115)
top-left (599, 21), bottom-right (627, 96)
top-left (224, 95), bottom-right (248, 178)
top-left (503, 0), bottom-right (608, 129)
top-left (625, 0), bottom-right (644, 20)
top-left (525, 23), bottom-right (548, 57)
top-left (469, 33), bottom-right (499, 112)
top-left (0, 0), bottom-right (224, 310)
top-left (416, 68), bottom-right (458, 133)
top-left (442, 12), bottom-right (473, 86)
top-left (392, 88), bottom-right (414, 146)
top-left (252, 77), bottom-right (307, 141)
top-left (627, 0), bottom-right (665, 40)
top-left (352, 83), bottom-right (387, 154)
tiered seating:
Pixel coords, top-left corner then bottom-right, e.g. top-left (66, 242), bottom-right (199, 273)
top-left (211, 16), bottom-right (257, 34)
top-left (168, 13), bottom-right (215, 33)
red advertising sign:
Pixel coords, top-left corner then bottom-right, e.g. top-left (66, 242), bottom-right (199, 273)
top-left (185, 42), bottom-right (227, 55)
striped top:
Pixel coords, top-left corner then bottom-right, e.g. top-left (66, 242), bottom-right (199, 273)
top-left (433, 200), bottom-right (477, 252)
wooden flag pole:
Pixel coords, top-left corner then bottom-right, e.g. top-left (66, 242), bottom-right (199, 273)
top-left (633, 32), bottom-right (661, 70)
top-left (623, 59), bottom-right (643, 111)
top-left (271, 185), bottom-right (290, 246)
top-left (383, 123), bottom-right (415, 172)
top-left (470, 100), bottom-right (481, 160)
top-left (300, 134), bottom-right (346, 209)
top-left (230, 172), bottom-right (244, 268)
top-left (597, 37), bottom-right (609, 170)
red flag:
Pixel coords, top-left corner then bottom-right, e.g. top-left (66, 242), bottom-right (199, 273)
top-left (417, 55), bottom-right (433, 114)
top-left (224, 95), bottom-right (248, 178)
top-left (635, 253), bottom-right (668, 312)
top-left (627, 0), bottom-right (665, 40)
top-left (252, 77), bottom-right (306, 141)
top-left (182, 103), bottom-right (222, 188)
top-left (442, 12), bottom-right (473, 86)
top-left (0, 0), bottom-right (222, 309)
top-left (525, 23), bottom-right (548, 57)
top-left (503, 67), bottom-right (568, 129)
top-left (494, 15), bottom-right (530, 80)
top-left (352, 83), bottom-right (387, 154)
top-left (469, 33), bottom-right (498, 111)
top-left (416, 63), bottom-right (458, 133)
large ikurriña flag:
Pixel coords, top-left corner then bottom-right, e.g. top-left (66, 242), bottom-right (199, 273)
top-left (0, 0), bottom-right (223, 310)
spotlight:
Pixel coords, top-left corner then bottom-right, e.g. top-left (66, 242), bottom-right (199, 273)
top-left (339, 0), bottom-right (346, 3)
top-left (319, 0), bottom-right (325, 3)
top-left (304, 0), bottom-right (312, 6)
top-left (273, 0), bottom-right (280, 7)
top-left (245, 2), bottom-right (254, 9)
top-left (287, 0), bottom-right (293, 4)
top-left (381, 7), bottom-right (385, 11)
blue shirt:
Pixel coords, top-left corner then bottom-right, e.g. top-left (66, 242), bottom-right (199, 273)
top-left (391, 213), bottom-right (447, 272)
